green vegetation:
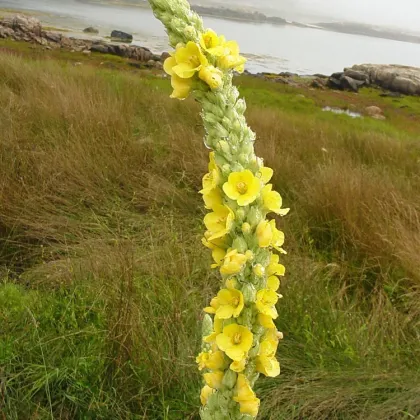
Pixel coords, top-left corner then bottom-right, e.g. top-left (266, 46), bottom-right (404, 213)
top-left (1, 47), bottom-right (420, 419)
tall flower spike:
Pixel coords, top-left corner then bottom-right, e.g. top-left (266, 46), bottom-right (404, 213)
top-left (147, 1), bottom-right (287, 418)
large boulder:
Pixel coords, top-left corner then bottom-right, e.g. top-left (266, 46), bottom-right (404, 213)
top-left (351, 64), bottom-right (420, 95)
top-left (111, 30), bottom-right (133, 42)
top-left (12, 15), bottom-right (42, 36)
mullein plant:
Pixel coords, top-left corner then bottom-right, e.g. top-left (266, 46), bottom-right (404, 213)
top-left (147, 0), bottom-right (289, 418)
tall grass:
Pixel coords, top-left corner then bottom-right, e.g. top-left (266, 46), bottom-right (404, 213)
top-left (1, 53), bottom-right (420, 419)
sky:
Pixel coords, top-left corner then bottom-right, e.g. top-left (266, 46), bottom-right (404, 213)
top-left (200, 0), bottom-right (420, 31)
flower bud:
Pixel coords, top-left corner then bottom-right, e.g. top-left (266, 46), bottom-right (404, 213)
top-left (242, 222), bottom-right (251, 234)
top-left (232, 237), bottom-right (247, 253)
top-left (222, 369), bottom-right (237, 389)
top-left (242, 283), bottom-right (256, 302)
top-left (202, 314), bottom-right (214, 338)
top-left (253, 264), bottom-right (265, 277)
top-left (247, 207), bottom-right (263, 227)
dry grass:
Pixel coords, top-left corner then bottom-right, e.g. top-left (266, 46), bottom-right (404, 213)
top-left (1, 53), bottom-right (420, 419)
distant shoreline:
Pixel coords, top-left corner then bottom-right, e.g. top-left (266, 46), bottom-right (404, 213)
top-left (76, 0), bottom-right (420, 46)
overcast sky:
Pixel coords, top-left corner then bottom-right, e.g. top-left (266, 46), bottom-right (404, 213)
top-left (201, 0), bottom-right (420, 31)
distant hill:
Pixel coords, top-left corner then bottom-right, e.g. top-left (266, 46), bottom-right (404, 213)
top-left (317, 21), bottom-right (420, 44)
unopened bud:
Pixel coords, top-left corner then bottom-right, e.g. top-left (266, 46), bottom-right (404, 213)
top-left (242, 223), bottom-right (251, 234)
top-left (253, 264), bottom-right (265, 277)
top-left (222, 369), bottom-right (237, 389)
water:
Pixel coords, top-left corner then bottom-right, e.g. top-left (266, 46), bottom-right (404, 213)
top-left (3, 0), bottom-right (420, 75)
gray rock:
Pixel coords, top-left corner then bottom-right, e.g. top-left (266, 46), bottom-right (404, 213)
top-left (83, 27), bottom-right (99, 34)
top-left (111, 30), bottom-right (133, 42)
top-left (90, 44), bottom-right (110, 54)
top-left (343, 69), bottom-right (370, 83)
top-left (44, 31), bottom-right (62, 44)
top-left (0, 25), bottom-right (14, 38)
top-left (327, 77), bottom-right (342, 90)
top-left (161, 52), bottom-right (171, 62)
top-left (340, 75), bottom-right (364, 92)
top-left (12, 15), bottom-right (42, 36)
top-left (351, 64), bottom-right (420, 96)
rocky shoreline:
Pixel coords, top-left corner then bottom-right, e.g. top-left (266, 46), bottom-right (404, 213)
top-left (1, 14), bottom-right (420, 96)
top-left (0, 15), bottom-right (165, 68)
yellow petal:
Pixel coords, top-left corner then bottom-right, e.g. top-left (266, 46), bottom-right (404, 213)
top-left (163, 56), bottom-right (177, 76)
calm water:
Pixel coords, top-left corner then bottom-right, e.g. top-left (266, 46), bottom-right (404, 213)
top-left (3, 0), bottom-right (420, 75)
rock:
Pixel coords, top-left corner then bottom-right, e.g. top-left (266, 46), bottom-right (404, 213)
top-left (379, 91), bottom-right (403, 98)
top-left (372, 114), bottom-right (386, 120)
top-left (343, 69), bottom-right (370, 84)
top-left (155, 61), bottom-right (163, 70)
top-left (331, 71), bottom-right (344, 80)
top-left (340, 75), bottom-right (364, 92)
top-left (327, 77), bottom-right (342, 90)
top-left (161, 52), bottom-right (170, 62)
top-left (90, 44), bottom-right (110, 54)
top-left (12, 15), bottom-right (42, 36)
top-left (311, 78), bottom-right (327, 89)
top-left (365, 106), bottom-right (383, 117)
top-left (83, 27), bottom-right (99, 34)
top-left (0, 25), bottom-right (14, 38)
top-left (111, 30), bottom-right (133, 42)
top-left (351, 64), bottom-right (420, 96)
top-left (43, 31), bottom-right (62, 44)
top-left (82, 49), bottom-right (91, 56)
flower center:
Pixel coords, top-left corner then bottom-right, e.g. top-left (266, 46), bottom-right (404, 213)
top-left (233, 332), bottom-right (242, 344)
top-left (231, 297), bottom-right (240, 307)
top-left (236, 181), bottom-right (248, 195)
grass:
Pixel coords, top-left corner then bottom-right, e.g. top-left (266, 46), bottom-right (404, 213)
top-left (0, 47), bottom-right (420, 419)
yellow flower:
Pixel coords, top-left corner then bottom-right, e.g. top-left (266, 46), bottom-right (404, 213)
top-left (230, 358), bottom-right (246, 372)
top-left (216, 324), bottom-right (253, 361)
top-left (203, 370), bottom-right (224, 389)
top-left (256, 339), bottom-right (280, 377)
top-left (256, 220), bottom-right (272, 248)
top-left (201, 168), bottom-right (221, 195)
top-left (267, 275), bottom-right (280, 291)
top-left (169, 74), bottom-right (193, 99)
top-left (233, 374), bottom-right (260, 417)
top-left (171, 41), bottom-right (208, 79)
top-left (258, 313), bottom-right (276, 329)
top-left (225, 278), bottom-right (238, 289)
top-left (215, 288), bottom-right (244, 319)
top-left (256, 289), bottom-right (279, 319)
top-left (218, 40), bottom-right (246, 73)
top-left (204, 316), bottom-right (223, 343)
top-left (204, 205), bottom-right (235, 241)
top-left (223, 170), bottom-right (261, 206)
top-left (199, 65), bottom-right (224, 90)
top-left (204, 296), bottom-right (219, 314)
top-left (220, 249), bottom-right (248, 276)
top-left (200, 385), bottom-right (215, 405)
top-left (258, 166), bottom-right (274, 184)
top-left (238, 398), bottom-right (260, 417)
top-left (262, 184), bottom-right (290, 216)
top-left (202, 235), bottom-right (226, 268)
top-left (267, 253), bottom-right (286, 277)
top-left (256, 220), bottom-right (285, 251)
top-left (270, 220), bottom-right (286, 252)
top-left (200, 29), bottom-right (226, 55)
top-left (256, 354), bottom-right (280, 377)
top-left (196, 350), bottom-right (226, 371)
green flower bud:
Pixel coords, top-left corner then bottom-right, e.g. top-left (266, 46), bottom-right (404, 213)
top-left (222, 370), bottom-right (237, 389)
top-left (246, 207), bottom-right (263, 227)
top-left (242, 283), bottom-right (256, 303)
top-left (202, 314), bottom-right (213, 338)
top-left (232, 236), bottom-right (248, 253)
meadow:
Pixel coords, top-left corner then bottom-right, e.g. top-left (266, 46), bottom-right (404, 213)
top-left (1, 43), bottom-right (420, 419)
